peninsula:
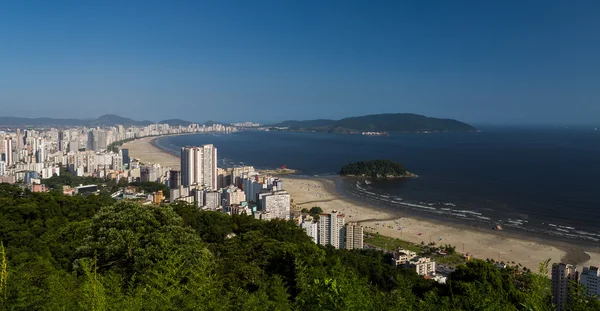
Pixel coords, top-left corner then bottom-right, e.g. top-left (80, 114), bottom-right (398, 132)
top-left (340, 159), bottom-right (416, 178)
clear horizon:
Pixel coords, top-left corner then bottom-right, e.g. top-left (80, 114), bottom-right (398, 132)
top-left (1, 1), bottom-right (598, 125)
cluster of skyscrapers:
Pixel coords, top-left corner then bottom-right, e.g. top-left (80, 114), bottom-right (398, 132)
top-left (0, 123), bottom-right (236, 189)
top-left (169, 145), bottom-right (291, 220)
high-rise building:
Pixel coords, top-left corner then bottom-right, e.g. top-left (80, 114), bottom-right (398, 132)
top-left (141, 166), bottom-right (158, 182)
top-left (204, 191), bottom-right (220, 210)
top-left (301, 221), bottom-right (318, 244)
top-left (180, 145), bottom-right (218, 189)
top-left (552, 263), bottom-right (579, 311)
top-left (69, 140), bottom-right (80, 153)
top-left (35, 143), bottom-right (45, 164)
top-left (345, 222), bottom-right (364, 250)
top-left (121, 148), bottom-right (130, 167)
top-left (3, 138), bottom-right (13, 166)
top-left (580, 266), bottom-right (600, 298)
top-left (58, 130), bottom-right (64, 151)
top-left (112, 156), bottom-right (123, 171)
top-left (318, 211), bottom-right (345, 249)
top-left (181, 147), bottom-right (195, 187)
top-left (260, 190), bottom-right (290, 220)
top-left (87, 131), bottom-right (95, 150)
top-left (169, 170), bottom-right (181, 189)
top-left (97, 130), bottom-right (107, 150)
top-left (0, 161), bottom-right (5, 176)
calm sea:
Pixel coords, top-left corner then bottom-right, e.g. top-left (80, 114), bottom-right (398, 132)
top-left (157, 128), bottom-right (600, 244)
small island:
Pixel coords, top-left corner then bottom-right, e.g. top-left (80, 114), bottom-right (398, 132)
top-left (340, 160), bottom-right (417, 178)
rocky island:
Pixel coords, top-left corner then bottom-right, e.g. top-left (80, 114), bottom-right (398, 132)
top-left (340, 160), bottom-right (417, 178)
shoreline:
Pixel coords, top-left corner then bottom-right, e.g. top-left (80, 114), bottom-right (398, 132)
top-left (284, 176), bottom-right (600, 273)
top-left (122, 133), bottom-right (600, 272)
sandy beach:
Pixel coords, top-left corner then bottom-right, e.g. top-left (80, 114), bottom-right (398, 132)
top-left (284, 177), bottom-right (600, 273)
top-left (121, 134), bottom-right (600, 273)
top-left (121, 136), bottom-right (181, 170)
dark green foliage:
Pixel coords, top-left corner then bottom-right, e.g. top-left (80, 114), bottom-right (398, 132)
top-left (340, 159), bottom-right (407, 178)
top-left (0, 184), bottom-right (560, 310)
top-left (130, 181), bottom-right (170, 199)
top-left (42, 166), bottom-right (119, 193)
top-left (270, 113), bottom-right (476, 133)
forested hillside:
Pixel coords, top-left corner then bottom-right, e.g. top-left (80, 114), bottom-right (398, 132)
top-left (0, 184), bottom-right (597, 310)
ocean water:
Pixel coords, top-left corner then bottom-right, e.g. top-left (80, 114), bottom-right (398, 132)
top-left (157, 128), bottom-right (600, 244)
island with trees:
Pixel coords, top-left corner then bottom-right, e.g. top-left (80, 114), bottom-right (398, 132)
top-left (340, 159), bottom-right (416, 178)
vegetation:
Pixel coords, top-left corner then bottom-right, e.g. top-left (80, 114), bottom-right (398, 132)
top-left (270, 113), bottom-right (477, 133)
top-left (107, 137), bottom-right (136, 153)
top-left (365, 233), bottom-right (421, 253)
top-left (0, 184), bottom-right (596, 310)
top-left (340, 160), bottom-right (410, 178)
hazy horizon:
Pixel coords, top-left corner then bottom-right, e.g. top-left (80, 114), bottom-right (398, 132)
top-left (1, 1), bottom-right (598, 125)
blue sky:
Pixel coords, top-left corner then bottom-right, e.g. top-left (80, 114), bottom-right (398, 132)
top-left (0, 1), bottom-right (598, 124)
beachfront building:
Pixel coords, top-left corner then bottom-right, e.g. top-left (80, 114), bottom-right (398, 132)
top-left (261, 190), bottom-right (291, 220)
top-left (180, 144), bottom-right (218, 189)
top-left (580, 266), bottom-right (600, 298)
top-left (302, 221), bottom-right (318, 244)
top-left (552, 263), bottom-right (579, 311)
top-left (407, 257), bottom-right (436, 276)
top-left (345, 222), bottom-right (364, 250)
top-left (392, 249), bottom-right (418, 266)
top-left (319, 211), bottom-right (345, 249)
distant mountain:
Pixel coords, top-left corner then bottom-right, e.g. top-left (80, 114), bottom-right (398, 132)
top-left (89, 114), bottom-right (153, 127)
top-left (269, 113), bottom-right (476, 133)
top-left (0, 114), bottom-right (153, 128)
top-left (159, 119), bottom-right (194, 127)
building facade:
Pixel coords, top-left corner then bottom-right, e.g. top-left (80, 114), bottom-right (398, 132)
top-left (552, 263), bottom-right (579, 311)
top-left (580, 266), bottom-right (600, 298)
top-left (302, 221), bottom-right (318, 244)
top-left (261, 190), bottom-right (290, 220)
top-left (180, 145), bottom-right (218, 189)
top-left (318, 211), bottom-right (345, 249)
top-left (345, 222), bottom-right (364, 250)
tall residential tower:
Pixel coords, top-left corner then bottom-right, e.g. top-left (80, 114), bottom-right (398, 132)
top-left (180, 144), bottom-right (218, 189)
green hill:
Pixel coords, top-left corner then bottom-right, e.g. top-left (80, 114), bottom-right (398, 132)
top-left (270, 113), bottom-right (476, 133)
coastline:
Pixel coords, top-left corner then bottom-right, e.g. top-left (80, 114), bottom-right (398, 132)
top-left (121, 132), bottom-right (600, 273)
top-left (121, 134), bottom-right (190, 170)
top-left (284, 176), bottom-right (600, 273)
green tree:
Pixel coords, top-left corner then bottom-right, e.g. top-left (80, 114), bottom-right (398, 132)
top-left (74, 201), bottom-right (209, 284)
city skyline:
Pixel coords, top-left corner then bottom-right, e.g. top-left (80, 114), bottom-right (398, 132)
top-left (1, 1), bottom-right (598, 125)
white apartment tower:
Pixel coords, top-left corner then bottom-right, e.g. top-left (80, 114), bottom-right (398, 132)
top-left (318, 211), bottom-right (345, 249)
top-left (302, 221), bottom-right (318, 244)
top-left (261, 191), bottom-right (291, 220)
top-left (552, 263), bottom-right (579, 311)
top-left (580, 266), bottom-right (600, 298)
top-left (345, 222), bottom-right (364, 250)
top-left (180, 145), bottom-right (218, 189)
top-left (3, 138), bottom-right (13, 166)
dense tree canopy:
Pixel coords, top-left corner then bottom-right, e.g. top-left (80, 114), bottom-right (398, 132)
top-left (0, 183), bottom-right (594, 310)
top-left (340, 160), bottom-right (408, 178)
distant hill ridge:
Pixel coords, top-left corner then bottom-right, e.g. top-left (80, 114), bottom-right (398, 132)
top-left (270, 113), bottom-right (476, 133)
top-left (0, 115), bottom-right (219, 128)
